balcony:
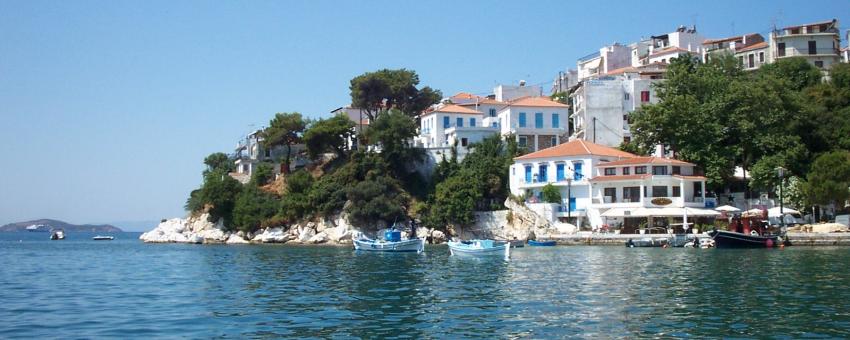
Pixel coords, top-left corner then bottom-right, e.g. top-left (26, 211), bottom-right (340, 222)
top-left (519, 176), bottom-right (587, 188)
top-left (774, 27), bottom-right (839, 37)
top-left (590, 196), bottom-right (705, 208)
top-left (775, 48), bottom-right (841, 58)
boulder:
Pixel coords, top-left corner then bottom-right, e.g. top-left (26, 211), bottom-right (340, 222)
top-left (140, 218), bottom-right (190, 243)
top-left (431, 230), bottom-right (446, 244)
top-left (253, 227), bottom-right (291, 243)
top-left (326, 225), bottom-right (351, 243)
top-left (315, 219), bottom-right (330, 233)
top-left (297, 226), bottom-right (316, 243)
top-left (309, 231), bottom-right (329, 244)
top-left (197, 228), bottom-right (228, 243)
top-left (226, 234), bottom-right (249, 244)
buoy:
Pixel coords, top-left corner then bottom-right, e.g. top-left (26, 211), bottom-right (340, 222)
top-left (766, 239), bottom-right (774, 247)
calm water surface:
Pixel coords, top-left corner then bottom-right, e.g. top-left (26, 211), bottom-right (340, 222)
top-left (2, 232), bottom-right (850, 338)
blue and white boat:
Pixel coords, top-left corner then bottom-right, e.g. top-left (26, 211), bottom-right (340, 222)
top-left (447, 239), bottom-right (510, 259)
top-left (528, 240), bottom-right (556, 247)
top-left (353, 229), bottom-right (425, 253)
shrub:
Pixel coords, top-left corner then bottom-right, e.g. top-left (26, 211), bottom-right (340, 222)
top-left (251, 162), bottom-right (275, 186)
top-left (541, 184), bottom-right (561, 203)
top-left (233, 185), bottom-right (278, 233)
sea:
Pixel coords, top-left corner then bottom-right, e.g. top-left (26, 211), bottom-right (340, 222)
top-left (2, 232), bottom-right (850, 338)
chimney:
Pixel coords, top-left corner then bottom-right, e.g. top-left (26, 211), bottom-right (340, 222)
top-left (654, 144), bottom-right (665, 157)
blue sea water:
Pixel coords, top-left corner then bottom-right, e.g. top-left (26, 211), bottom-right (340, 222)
top-left (2, 232), bottom-right (850, 338)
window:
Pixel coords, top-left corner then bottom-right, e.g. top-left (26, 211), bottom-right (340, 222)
top-left (777, 42), bottom-right (786, 57)
top-left (551, 136), bottom-right (557, 146)
top-left (492, 122), bottom-right (498, 128)
top-left (518, 136), bottom-right (528, 148)
top-left (815, 60), bottom-right (824, 68)
top-left (759, 52), bottom-right (765, 63)
top-left (556, 163), bottom-right (565, 181)
top-left (790, 28), bottom-right (800, 35)
top-left (519, 112), bottom-right (527, 127)
top-left (623, 187), bottom-right (640, 202)
top-left (693, 182), bottom-right (703, 196)
top-left (538, 164), bottom-right (548, 182)
top-left (672, 166), bottom-right (681, 175)
top-left (489, 108), bottom-right (496, 117)
top-left (623, 136), bottom-right (631, 143)
top-left (573, 162), bottom-right (583, 180)
top-left (808, 41), bottom-right (817, 55)
top-left (622, 167), bottom-right (630, 175)
top-left (624, 92), bottom-right (630, 100)
top-left (652, 166), bottom-right (667, 175)
top-left (524, 165), bottom-right (532, 183)
top-left (535, 112), bottom-right (543, 128)
top-left (604, 168), bottom-right (616, 176)
top-left (672, 186), bottom-right (681, 197)
top-left (552, 113), bottom-right (560, 128)
top-left (604, 188), bottom-right (617, 202)
top-left (635, 166), bottom-right (647, 174)
top-left (443, 116), bottom-right (450, 128)
top-left (748, 54), bottom-right (754, 68)
top-left (461, 138), bottom-right (468, 147)
top-left (470, 118), bottom-right (476, 127)
top-left (738, 56), bottom-right (745, 65)
top-left (456, 117), bottom-right (463, 127)
top-left (640, 91), bottom-right (650, 103)
top-left (652, 186), bottom-right (668, 197)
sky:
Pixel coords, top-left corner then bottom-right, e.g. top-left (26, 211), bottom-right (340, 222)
top-left (1, 0), bottom-right (848, 231)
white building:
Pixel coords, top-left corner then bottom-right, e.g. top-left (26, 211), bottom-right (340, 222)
top-left (569, 64), bottom-right (665, 148)
top-left (552, 69), bottom-right (578, 94)
top-left (330, 106), bottom-right (370, 150)
top-left (233, 130), bottom-right (306, 181)
top-left (735, 41), bottom-right (770, 71)
top-left (702, 33), bottom-right (765, 63)
top-left (508, 139), bottom-right (713, 231)
top-left (630, 26), bottom-right (704, 66)
top-left (494, 82), bottom-right (542, 102)
top-left (577, 43), bottom-right (632, 81)
top-left (770, 19), bottom-right (842, 70)
top-left (496, 96), bottom-right (569, 152)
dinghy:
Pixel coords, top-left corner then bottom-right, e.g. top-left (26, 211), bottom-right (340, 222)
top-left (447, 239), bottom-right (510, 259)
top-left (92, 235), bottom-right (114, 241)
top-left (528, 240), bottom-right (556, 246)
top-left (353, 228), bottom-right (425, 253)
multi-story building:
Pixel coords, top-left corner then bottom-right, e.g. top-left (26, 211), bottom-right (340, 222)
top-left (496, 96), bottom-right (569, 152)
top-left (508, 139), bottom-right (713, 231)
top-left (417, 104), bottom-right (492, 149)
top-left (232, 129), bottom-right (306, 181)
top-left (735, 41), bottom-right (770, 70)
top-left (576, 43), bottom-right (632, 81)
top-left (632, 26), bottom-right (704, 66)
top-left (494, 81), bottom-right (542, 102)
top-left (551, 69), bottom-right (578, 94)
top-left (770, 19), bottom-right (842, 70)
top-left (702, 33), bottom-right (766, 64)
top-left (569, 64), bottom-right (665, 148)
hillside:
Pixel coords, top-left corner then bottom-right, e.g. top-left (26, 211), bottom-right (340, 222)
top-left (0, 219), bottom-right (123, 232)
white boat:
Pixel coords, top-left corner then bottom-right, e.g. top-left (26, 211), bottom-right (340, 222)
top-left (448, 239), bottom-right (511, 259)
top-left (353, 228), bottom-right (425, 253)
top-left (50, 230), bottom-right (65, 240)
top-left (26, 224), bottom-right (49, 232)
top-left (92, 235), bottom-right (114, 241)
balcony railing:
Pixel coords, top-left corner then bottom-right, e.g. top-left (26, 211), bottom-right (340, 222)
top-left (578, 51), bottom-right (601, 62)
top-left (520, 175), bottom-right (585, 185)
top-left (775, 48), bottom-right (840, 58)
top-left (774, 27), bottom-right (839, 37)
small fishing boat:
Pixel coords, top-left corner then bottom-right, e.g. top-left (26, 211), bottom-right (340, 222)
top-left (50, 230), bottom-right (65, 240)
top-left (709, 210), bottom-right (784, 248)
top-left (528, 240), bottom-right (556, 246)
top-left (625, 237), bottom-right (669, 248)
top-left (353, 228), bottom-right (425, 253)
top-left (92, 235), bottom-right (114, 241)
top-left (447, 239), bottom-right (510, 259)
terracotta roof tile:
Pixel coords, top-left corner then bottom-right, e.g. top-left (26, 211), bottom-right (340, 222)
top-left (421, 104), bottom-right (483, 116)
top-left (515, 139), bottom-right (636, 160)
top-left (457, 98), bottom-right (506, 106)
top-left (648, 47), bottom-right (696, 58)
top-left (589, 174), bottom-right (651, 182)
top-left (450, 92), bottom-right (484, 101)
top-left (600, 156), bottom-right (694, 167)
top-left (505, 96), bottom-right (569, 108)
top-left (736, 41), bottom-right (768, 53)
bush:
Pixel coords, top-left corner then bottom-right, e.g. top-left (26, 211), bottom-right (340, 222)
top-left (541, 184), bottom-right (561, 203)
top-left (232, 185), bottom-right (278, 233)
top-left (345, 176), bottom-right (407, 229)
top-left (251, 162), bottom-right (275, 186)
top-left (191, 170), bottom-right (243, 227)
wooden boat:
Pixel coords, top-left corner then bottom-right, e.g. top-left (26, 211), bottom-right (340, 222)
top-left (528, 240), bottom-right (556, 246)
top-left (353, 228), bottom-right (425, 253)
top-left (448, 239), bottom-right (510, 259)
top-left (708, 230), bottom-right (781, 248)
top-left (92, 235), bottom-right (114, 241)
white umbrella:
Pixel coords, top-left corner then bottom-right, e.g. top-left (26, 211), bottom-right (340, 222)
top-left (715, 205), bottom-right (741, 212)
top-left (767, 206), bottom-right (800, 217)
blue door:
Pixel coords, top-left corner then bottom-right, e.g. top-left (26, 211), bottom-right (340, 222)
top-left (539, 164), bottom-right (548, 182)
top-left (524, 165), bottom-right (532, 183)
top-left (569, 197), bottom-right (576, 211)
top-left (556, 164), bottom-right (565, 181)
top-left (574, 162), bottom-right (583, 180)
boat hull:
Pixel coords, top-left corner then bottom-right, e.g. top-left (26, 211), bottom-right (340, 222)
top-left (448, 241), bottom-right (510, 258)
top-left (528, 240), bottom-right (556, 247)
top-left (353, 238), bottom-right (425, 252)
top-left (708, 230), bottom-right (780, 248)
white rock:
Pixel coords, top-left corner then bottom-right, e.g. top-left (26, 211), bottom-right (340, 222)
top-left (315, 219), bottom-right (329, 233)
top-left (297, 227), bottom-right (316, 243)
top-left (140, 218), bottom-right (190, 243)
top-left (254, 227), bottom-right (290, 243)
top-left (326, 225), bottom-right (352, 243)
top-left (431, 230), bottom-right (446, 244)
top-left (308, 231), bottom-right (328, 244)
top-left (197, 228), bottom-right (228, 243)
top-left (226, 234), bottom-right (249, 244)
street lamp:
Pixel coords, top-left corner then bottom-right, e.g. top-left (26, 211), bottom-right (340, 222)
top-left (777, 166), bottom-right (787, 231)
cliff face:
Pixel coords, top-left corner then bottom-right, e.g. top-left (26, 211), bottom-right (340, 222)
top-left (0, 219), bottom-right (123, 232)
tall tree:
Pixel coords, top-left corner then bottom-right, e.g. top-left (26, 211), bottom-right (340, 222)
top-left (806, 151), bottom-right (850, 207)
top-left (365, 109), bottom-right (423, 174)
top-left (262, 112), bottom-right (307, 174)
top-left (349, 69), bottom-right (442, 121)
top-left (303, 113), bottom-right (355, 160)
top-left (203, 152), bottom-right (234, 175)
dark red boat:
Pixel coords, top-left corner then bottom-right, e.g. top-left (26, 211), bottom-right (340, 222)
top-left (708, 210), bottom-right (784, 248)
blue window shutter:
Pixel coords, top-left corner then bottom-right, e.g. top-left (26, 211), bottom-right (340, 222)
top-left (535, 112), bottom-right (543, 128)
top-left (552, 113), bottom-right (560, 128)
top-left (525, 165), bottom-right (532, 183)
top-left (556, 164), bottom-right (565, 181)
top-left (519, 112), bottom-right (526, 127)
top-left (456, 117), bottom-right (463, 127)
top-left (470, 118), bottom-right (476, 127)
top-left (443, 116), bottom-right (449, 128)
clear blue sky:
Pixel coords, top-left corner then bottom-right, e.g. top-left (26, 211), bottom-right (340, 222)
top-left (1, 0), bottom-right (848, 231)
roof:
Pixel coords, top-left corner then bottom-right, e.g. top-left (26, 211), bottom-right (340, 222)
top-left (589, 174), bottom-right (651, 182)
top-left (449, 92), bottom-right (484, 101)
top-left (782, 19), bottom-right (836, 30)
top-left (598, 156), bottom-right (694, 167)
top-left (456, 98), bottom-right (506, 106)
top-left (504, 96), bottom-right (569, 108)
top-left (605, 63), bottom-right (668, 76)
top-left (515, 139), bottom-right (636, 161)
top-left (648, 47), bottom-right (695, 58)
top-left (421, 104), bottom-right (483, 116)
top-left (703, 35), bottom-right (745, 45)
top-left (736, 41), bottom-right (768, 53)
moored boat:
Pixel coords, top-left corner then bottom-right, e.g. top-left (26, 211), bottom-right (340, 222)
top-left (528, 240), bottom-right (556, 247)
top-left (708, 230), bottom-right (781, 248)
top-left (626, 237), bottom-right (668, 248)
top-left (353, 228), bottom-right (425, 253)
top-left (447, 239), bottom-right (510, 259)
top-left (92, 235), bottom-right (114, 241)
top-left (50, 230), bottom-right (65, 240)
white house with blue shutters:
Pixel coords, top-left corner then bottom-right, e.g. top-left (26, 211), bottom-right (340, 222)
top-left (417, 103), bottom-right (498, 150)
top-left (496, 96), bottom-right (569, 152)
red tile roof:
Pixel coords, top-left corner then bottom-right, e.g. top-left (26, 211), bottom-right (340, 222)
top-left (589, 174), bottom-right (651, 182)
top-left (599, 156), bottom-right (693, 167)
top-left (422, 104), bottom-right (483, 116)
top-left (515, 139), bottom-right (636, 160)
top-left (782, 19), bottom-right (836, 30)
top-left (505, 96), bottom-right (569, 108)
top-left (457, 98), bottom-right (506, 106)
top-left (648, 47), bottom-right (696, 58)
top-left (736, 41), bottom-right (768, 53)
top-left (703, 35), bottom-right (746, 45)
top-left (450, 92), bottom-right (484, 101)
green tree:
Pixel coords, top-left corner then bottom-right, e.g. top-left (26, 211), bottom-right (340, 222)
top-left (430, 169), bottom-right (483, 226)
top-left (279, 170), bottom-right (314, 221)
top-left (758, 57), bottom-right (822, 91)
top-left (365, 109), bottom-right (423, 174)
top-left (303, 113), bottom-right (355, 159)
top-left (550, 91), bottom-right (569, 104)
top-left (232, 185), bottom-right (278, 233)
top-left (192, 171), bottom-right (243, 228)
top-left (203, 152), bottom-right (234, 175)
top-left (349, 69), bottom-right (442, 120)
top-left (830, 62), bottom-right (850, 90)
top-left (806, 151), bottom-right (850, 207)
top-left (263, 112), bottom-right (307, 173)
top-left (250, 162), bottom-right (274, 186)
top-left (345, 176), bottom-right (408, 229)
top-left (540, 184), bottom-right (561, 203)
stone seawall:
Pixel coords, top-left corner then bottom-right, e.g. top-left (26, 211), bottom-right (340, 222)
top-left (545, 232), bottom-right (850, 246)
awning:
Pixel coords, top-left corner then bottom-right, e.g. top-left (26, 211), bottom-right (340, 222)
top-left (767, 207), bottom-right (800, 217)
top-left (601, 207), bottom-right (720, 218)
top-left (715, 205), bottom-right (741, 212)
top-left (601, 208), bottom-right (637, 217)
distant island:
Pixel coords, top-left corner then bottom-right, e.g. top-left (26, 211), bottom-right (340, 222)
top-left (0, 219), bottom-right (123, 232)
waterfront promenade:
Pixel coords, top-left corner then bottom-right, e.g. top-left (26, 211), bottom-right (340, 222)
top-left (548, 232), bottom-right (850, 246)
